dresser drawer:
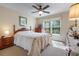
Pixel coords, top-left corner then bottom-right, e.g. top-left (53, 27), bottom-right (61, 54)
top-left (3, 37), bottom-right (14, 47)
top-left (0, 36), bottom-right (14, 49)
top-left (0, 39), bottom-right (3, 49)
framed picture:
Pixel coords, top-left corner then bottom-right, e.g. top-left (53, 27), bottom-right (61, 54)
top-left (19, 16), bottom-right (27, 26)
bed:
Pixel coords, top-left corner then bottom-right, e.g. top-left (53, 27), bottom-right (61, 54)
top-left (13, 25), bottom-right (51, 56)
top-left (13, 25), bottom-right (68, 56)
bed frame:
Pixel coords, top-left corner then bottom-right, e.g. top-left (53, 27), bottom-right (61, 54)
top-left (13, 25), bottom-right (29, 53)
top-left (13, 25), bottom-right (29, 35)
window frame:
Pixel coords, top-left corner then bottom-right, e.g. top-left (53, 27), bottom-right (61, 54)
top-left (43, 17), bottom-right (61, 34)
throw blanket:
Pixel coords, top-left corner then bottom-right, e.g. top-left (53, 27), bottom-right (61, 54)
top-left (29, 35), bottom-right (51, 56)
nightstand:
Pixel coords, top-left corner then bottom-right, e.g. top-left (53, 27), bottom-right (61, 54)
top-left (0, 36), bottom-right (14, 49)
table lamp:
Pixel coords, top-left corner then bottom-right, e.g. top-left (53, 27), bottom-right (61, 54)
top-left (3, 30), bottom-right (10, 37)
top-left (69, 3), bottom-right (79, 39)
top-left (69, 3), bottom-right (79, 27)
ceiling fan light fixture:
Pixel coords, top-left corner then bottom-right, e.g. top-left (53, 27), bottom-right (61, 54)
top-left (32, 4), bottom-right (50, 16)
top-left (38, 11), bottom-right (43, 15)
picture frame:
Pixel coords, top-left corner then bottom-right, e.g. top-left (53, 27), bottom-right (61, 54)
top-left (19, 16), bottom-right (27, 26)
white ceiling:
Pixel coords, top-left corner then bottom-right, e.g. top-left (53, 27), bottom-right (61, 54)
top-left (0, 3), bottom-right (73, 18)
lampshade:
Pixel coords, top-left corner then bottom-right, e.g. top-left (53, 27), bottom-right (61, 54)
top-left (69, 3), bottom-right (79, 21)
top-left (2, 26), bottom-right (10, 37)
top-left (4, 30), bottom-right (10, 36)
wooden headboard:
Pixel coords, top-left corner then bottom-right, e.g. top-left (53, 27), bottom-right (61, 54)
top-left (13, 25), bottom-right (15, 34)
top-left (13, 25), bottom-right (29, 35)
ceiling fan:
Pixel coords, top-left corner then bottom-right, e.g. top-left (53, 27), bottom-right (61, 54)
top-left (32, 4), bottom-right (50, 16)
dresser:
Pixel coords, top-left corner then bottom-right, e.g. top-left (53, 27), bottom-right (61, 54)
top-left (35, 24), bottom-right (42, 32)
top-left (0, 36), bottom-right (14, 49)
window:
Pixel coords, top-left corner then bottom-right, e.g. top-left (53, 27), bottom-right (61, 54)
top-left (43, 21), bottom-right (50, 33)
top-left (43, 18), bottom-right (60, 34)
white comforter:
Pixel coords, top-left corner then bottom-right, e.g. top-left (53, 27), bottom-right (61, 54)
top-left (14, 31), bottom-right (50, 55)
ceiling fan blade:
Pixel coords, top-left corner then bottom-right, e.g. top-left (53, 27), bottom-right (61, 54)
top-left (32, 11), bottom-right (38, 13)
top-left (43, 5), bottom-right (49, 10)
top-left (43, 11), bottom-right (50, 14)
top-left (32, 5), bottom-right (39, 10)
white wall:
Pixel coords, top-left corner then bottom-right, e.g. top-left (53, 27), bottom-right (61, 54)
top-left (0, 5), bottom-right (35, 36)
